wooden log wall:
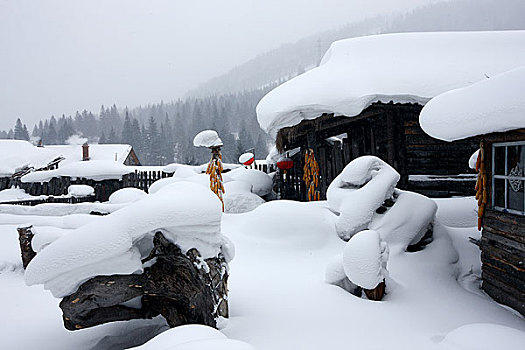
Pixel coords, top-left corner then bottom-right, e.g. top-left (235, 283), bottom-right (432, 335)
top-left (479, 130), bottom-right (525, 316)
top-left (402, 109), bottom-right (479, 176)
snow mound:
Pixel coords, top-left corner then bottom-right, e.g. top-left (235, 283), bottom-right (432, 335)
top-left (25, 182), bottom-right (226, 297)
top-left (227, 168), bottom-right (273, 197)
top-left (257, 31), bottom-right (525, 137)
top-left (163, 163), bottom-right (200, 177)
top-left (67, 185), bottom-right (94, 197)
top-left (108, 187), bottom-right (147, 204)
top-left (224, 192), bottom-right (265, 214)
top-left (343, 230), bottom-right (389, 290)
top-left (0, 187), bottom-right (34, 202)
top-left (420, 66), bottom-right (525, 141)
top-left (327, 156), bottom-right (400, 240)
top-left (130, 324), bottom-right (256, 350)
top-left (369, 190), bottom-right (437, 251)
top-left (193, 130), bottom-right (223, 148)
top-left (238, 200), bottom-right (336, 250)
top-left (439, 323), bottom-right (525, 350)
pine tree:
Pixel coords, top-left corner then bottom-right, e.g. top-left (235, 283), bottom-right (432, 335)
top-left (99, 131), bottom-right (107, 144)
top-left (14, 118), bottom-right (25, 140)
top-left (22, 124), bottom-right (30, 141)
top-left (121, 112), bottom-right (133, 144)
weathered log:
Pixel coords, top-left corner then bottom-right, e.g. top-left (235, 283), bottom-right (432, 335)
top-left (364, 280), bottom-right (386, 301)
top-left (18, 225), bottom-right (36, 269)
top-left (60, 231), bottom-right (229, 330)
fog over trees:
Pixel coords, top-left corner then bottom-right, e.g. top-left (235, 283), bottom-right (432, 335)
top-left (2, 0), bottom-right (524, 166)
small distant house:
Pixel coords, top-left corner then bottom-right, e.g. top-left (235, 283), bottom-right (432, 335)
top-left (420, 66), bottom-right (525, 316)
top-left (0, 140), bottom-right (141, 201)
top-left (256, 31), bottom-right (525, 200)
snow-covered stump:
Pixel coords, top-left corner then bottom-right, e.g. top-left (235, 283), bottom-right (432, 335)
top-left (60, 232), bottom-right (228, 330)
top-left (24, 182), bottom-right (233, 332)
top-left (17, 225), bottom-right (36, 269)
top-left (343, 230), bottom-right (389, 301)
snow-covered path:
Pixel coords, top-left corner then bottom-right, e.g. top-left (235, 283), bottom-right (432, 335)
top-left (0, 198), bottom-right (524, 349)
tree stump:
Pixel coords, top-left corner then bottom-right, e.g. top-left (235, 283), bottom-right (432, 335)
top-left (18, 225), bottom-right (37, 269)
top-left (364, 280), bottom-right (386, 301)
top-left (60, 232), bottom-right (229, 330)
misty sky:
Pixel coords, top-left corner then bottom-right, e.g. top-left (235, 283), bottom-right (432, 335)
top-left (0, 0), bottom-right (444, 130)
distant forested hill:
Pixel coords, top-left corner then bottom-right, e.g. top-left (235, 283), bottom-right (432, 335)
top-left (187, 0), bottom-right (525, 98)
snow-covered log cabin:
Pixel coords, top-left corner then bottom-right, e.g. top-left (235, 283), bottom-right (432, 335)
top-left (420, 66), bottom-right (525, 316)
top-left (0, 140), bottom-right (141, 201)
top-left (256, 31), bottom-right (525, 200)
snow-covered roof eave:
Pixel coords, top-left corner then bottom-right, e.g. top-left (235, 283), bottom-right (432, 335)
top-left (420, 66), bottom-right (525, 141)
top-left (257, 30), bottom-right (525, 138)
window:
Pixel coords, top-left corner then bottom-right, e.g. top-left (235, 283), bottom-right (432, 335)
top-left (492, 141), bottom-right (525, 215)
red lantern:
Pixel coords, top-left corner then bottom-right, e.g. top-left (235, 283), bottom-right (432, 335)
top-left (239, 152), bottom-right (255, 166)
top-left (277, 158), bottom-right (293, 170)
top-left (243, 157), bottom-right (255, 166)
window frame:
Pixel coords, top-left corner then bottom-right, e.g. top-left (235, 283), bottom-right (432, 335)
top-left (492, 140), bottom-right (525, 216)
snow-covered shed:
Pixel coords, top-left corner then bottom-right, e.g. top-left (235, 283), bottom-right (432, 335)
top-left (256, 30), bottom-right (525, 200)
top-left (420, 66), bottom-right (525, 316)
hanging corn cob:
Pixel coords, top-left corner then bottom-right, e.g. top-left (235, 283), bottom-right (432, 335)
top-left (303, 148), bottom-right (321, 201)
top-left (474, 141), bottom-right (487, 230)
top-left (207, 146), bottom-right (225, 211)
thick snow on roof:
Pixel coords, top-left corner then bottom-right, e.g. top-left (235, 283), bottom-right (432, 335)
top-left (257, 31), bottom-right (525, 137)
top-left (46, 144), bottom-right (132, 165)
top-left (21, 160), bottom-right (133, 182)
top-left (0, 140), bottom-right (59, 176)
top-left (420, 66), bottom-right (525, 141)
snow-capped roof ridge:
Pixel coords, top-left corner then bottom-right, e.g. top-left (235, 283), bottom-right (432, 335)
top-left (257, 30), bottom-right (525, 137)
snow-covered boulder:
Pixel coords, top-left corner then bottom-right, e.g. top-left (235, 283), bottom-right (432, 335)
top-left (67, 185), bottom-right (94, 198)
top-left (193, 130), bottom-right (223, 148)
top-left (327, 156), bottom-right (400, 240)
top-left (343, 230), bottom-right (389, 291)
top-left (108, 187), bottom-right (147, 204)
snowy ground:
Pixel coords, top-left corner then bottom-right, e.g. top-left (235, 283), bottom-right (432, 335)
top-left (0, 197), bottom-right (524, 349)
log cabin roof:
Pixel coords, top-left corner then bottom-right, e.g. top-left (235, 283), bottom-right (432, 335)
top-left (257, 31), bottom-right (525, 138)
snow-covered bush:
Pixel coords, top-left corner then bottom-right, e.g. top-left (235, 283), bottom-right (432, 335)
top-left (327, 156), bottom-right (399, 240)
top-left (325, 156), bottom-right (437, 299)
top-left (108, 187), bottom-right (147, 204)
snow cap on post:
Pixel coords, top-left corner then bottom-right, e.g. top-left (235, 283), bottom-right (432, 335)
top-left (193, 130), bottom-right (223, 148)
top-left (239, 152), bottom-right (255, 166)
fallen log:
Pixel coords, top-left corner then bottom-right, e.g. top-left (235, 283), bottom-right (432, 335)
top-left (60, 231), bottom-right (229, 330)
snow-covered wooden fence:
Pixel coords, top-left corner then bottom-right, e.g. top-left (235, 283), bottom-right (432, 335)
top-left (122, 170), bottom-right (172, 193)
